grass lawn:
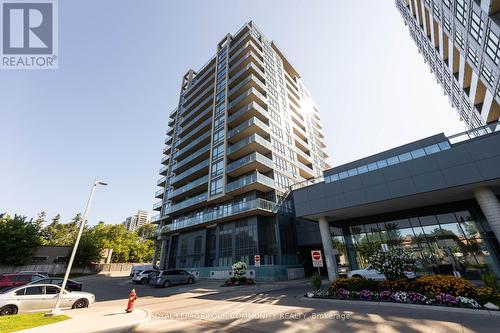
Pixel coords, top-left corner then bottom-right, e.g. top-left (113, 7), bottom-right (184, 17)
top-left (0, 312), bottom-right (70, 333)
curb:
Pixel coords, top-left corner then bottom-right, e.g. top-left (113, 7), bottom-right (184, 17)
top-left (300, 297), bottom-right (500, 316)
top-left (85, 308), bottom-right (151, 333)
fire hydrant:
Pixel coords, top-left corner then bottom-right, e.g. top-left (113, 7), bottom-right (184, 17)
top-left (126, 289), bottom-right (137, 313)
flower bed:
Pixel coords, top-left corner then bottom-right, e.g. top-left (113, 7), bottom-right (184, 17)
top-left (306, 275), bottom-right (499, 311)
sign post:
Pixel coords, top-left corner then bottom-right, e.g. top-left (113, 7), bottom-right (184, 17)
top-left (311, 250), bottom-right (323, 275)
top-left (254, 255), bottom-right (261, 267)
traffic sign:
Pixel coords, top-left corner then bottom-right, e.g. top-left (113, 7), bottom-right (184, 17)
top-left (311, 250), bottom-right (323, 267)
top-left (254, 255), bottom-right (261, 267)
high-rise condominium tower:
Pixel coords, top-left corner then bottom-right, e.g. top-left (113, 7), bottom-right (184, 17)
top-left (123, 210), bottom-right (150, 232)
top-left (396, 0), bottom-right (500, 128)
top-left (151, 21), bottom-right (329, 277)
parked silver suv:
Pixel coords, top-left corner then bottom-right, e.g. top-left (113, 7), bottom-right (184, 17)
top-left (154, 270), bottom-right (195, 288)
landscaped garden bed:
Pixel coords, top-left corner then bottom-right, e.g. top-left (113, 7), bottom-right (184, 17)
top-left (221, 261), bottom-right (255, 287)
top-left (307, 249), bottom-right (500, 311)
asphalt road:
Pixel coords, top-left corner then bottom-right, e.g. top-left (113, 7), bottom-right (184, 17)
top-left (75, 275), bottom-right (500, 333)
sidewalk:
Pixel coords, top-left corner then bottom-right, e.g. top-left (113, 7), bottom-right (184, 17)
top-left (18, 305), bottom-right (150, 333)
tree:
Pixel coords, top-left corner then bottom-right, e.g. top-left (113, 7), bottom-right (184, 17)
top-left (137, 224), bottom-right (157, 240)
top-left (35, 211), bottom-right (46, 227)
top-left (41, 213), bottom-right (80, 246)
top-left (0, 214), bottom-right (41, 265)
top-left (74, 233), bottom-right (101, 265)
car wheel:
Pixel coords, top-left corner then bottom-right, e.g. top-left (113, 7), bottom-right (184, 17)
top-left (141, 278), bottom-right (148, 284)
top-left (187, 277), bottom-right (194, 284)
top-left (162, 280), bottom-right (170, 288)
top-left (72, 298), bottom-right (89, 309)
top-left (0, 305), bottom-right (18, 316)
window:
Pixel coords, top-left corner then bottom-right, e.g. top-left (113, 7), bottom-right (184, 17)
top-left (212, 144), bottom-right (224, 160)
top-left (410, 148), bottom-right (426, 159)
top-left (274, 155), bottom-right (287, 172)
top-left (455, 30), bottom-right (465, 48)
top-left (215, 103), bottom-right (226, 116)
top-left (438, 141), bottom-right (451, 150)
top-left (338, 171), bottom-right (349, 179)
top-left (398, 152), bottom-right (412, 162)
top-left (214, 115), bottom-right (224, 129)
top-left (46, 286), bottom-right (60, 294)
top-left (357, 165), bottom-right (369, 174)
top-left (25, 286), bottom-right (44, 295)
top-left (376, 159), bottom-right (388, 168)
top-left (455, 0), bottom-right (467, 26)
top-left (424, 144), bottom-right (440, 155)
top-left (486, 29), bottom-right (500, 65)
top-left (216, 91), bottom-right (225, 102)
top-left (386, 156), bottom-right (399, 166)
top-left (210, 177), bottom-right (223, 195)
top-left (211, 160), bottom-right (224, 176)
top-left (469, 11), bottom-right (483, 43)
top-left (443, 16), bottom-right (451, 32)
top-left (367, 162), bottom-right (378, 171)
top-left (213, 129), bottom-right (224, 144)
top-left (347, 168), bottom-right (358, 177)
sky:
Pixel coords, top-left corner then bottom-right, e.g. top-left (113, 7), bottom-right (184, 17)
top-left (0, 0), bottom-right (466, 226)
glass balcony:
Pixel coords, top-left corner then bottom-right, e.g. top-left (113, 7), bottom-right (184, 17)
top-left (226, 171), bottom-right (275, 194)
top-left (153, 201), bottom-right (162, 211)
top-left (179, 105), bottom-right (212, 133)
top-left (157, 176), bottom-right (166, 186)
top-left (227, 133), bottom-right (272, 159)
top-left (151, 214), bottom-right (161, 223)
top-left (228, 62), bottom-right (265, 89)
top-left (168, 175), bottom-right (209, 199)
top-left (227, 87), bottom-right (267, 112)
top-left (173, 131), bottom-right (210, 159)
top-left (172, 144), bottom-right (210, 172)
top-left (183, 82), bottom-right (214, 112)
top-left (155, 188), bottom-right (165, 199)
top-left (226, 152), bottom-right (273, 177)
top-left (228, 101), bottom-right (268, 126)
top-left (165, 192), bottom-right (208, 215)
top-left (161, 197), bottom-right (276, 233)
top-left (159, 165), bottom-right (168, 175)
top-left (171, 159), bottom-right (209, 185)
top-left (227, 116), bottom-right (269, 142)
top-left (228, 74), bottom-right (266, 99)
top-left (177, 117), bottom-right (212, 148)
top-left (161, 155), bottom-right (169, 165)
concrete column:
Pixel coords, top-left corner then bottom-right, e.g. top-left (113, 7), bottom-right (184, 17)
top-left (152, 242), bottom-right (159, 266)
top-left (159, 239), bottom-right (167, 269)
top-left (318, 216), bottom-right (338, 281)
top-left (474, 187), bottom-right (500, 243)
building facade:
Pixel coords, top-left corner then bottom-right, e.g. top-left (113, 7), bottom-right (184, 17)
top-left (152, 21), bottom-right (329, 280)
top-left (123, 210), bottom-right (150, 232)
top-left (396, 0), bottom-right (500, 128)
top-left (293, 122), bottom-right (500, 281)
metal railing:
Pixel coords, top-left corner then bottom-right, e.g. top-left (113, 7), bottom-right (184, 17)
top-left (447, 121), bottom-right (500, 145)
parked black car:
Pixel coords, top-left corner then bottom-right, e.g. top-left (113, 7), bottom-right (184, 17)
top-left (27, 278), bottom-right (83, 291)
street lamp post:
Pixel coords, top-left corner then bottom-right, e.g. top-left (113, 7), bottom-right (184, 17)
top-left (47, 179), bottom-right (107, 316)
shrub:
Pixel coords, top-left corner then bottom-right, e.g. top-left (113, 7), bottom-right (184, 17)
top-left (414, 275), bottom-right (477, 298)
top-left (311, 272), bottom-right (322, 290)
top-left (481, 272), bottom-right (498, 291)
top-left (369, 248), bottom-right (417, 279)
top-left (232, 261), bottom-right (247, 279)
top-left (435, 293), bottom-right (458, 306)
top-left (392, 291), bottom-right (408, 303)
top-left (379, 290), bottom-right (393, 301)
top-left (330, 277), bottom-right (361, 291)
top-left (358, 290), bottom-right (374, 300)
top-left (407, 291), bottom-right (425, 303)
top-left (330, 277), bottom-right (381, 292)
top-left (457, 296), bottom-right (481, 309)
top-left (335, 288), bottom-right (350, 299)
top-left (474, 287), bottom-right (500, 306)
top-left (380, 278), bottom-right (412, 292)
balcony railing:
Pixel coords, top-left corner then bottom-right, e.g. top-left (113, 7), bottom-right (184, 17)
top-left (172, 144), bottom-right (210, 172)
top-left (153, 201), bottom-right (162, 210)
top-left (226, 152), bottom-right (273, 174)
top-left (165, 192), bottom-right (208, 215)
top-left (226, 172), bottom-right (274, 193)
top-left (168, 175), bottom-right (209, 199)
top-left (171, 159), bottom-right (209, 184)
top-left (228, 101), bottom-right (268, 124)
top-left (161, 198), bottom-right (276, 233)
top-left (227, 133), bottom-right (272, 155)
top-left (157, 176), bottom-right (166, 186)
top-left (447, 121), bottom-right (500, 144)
top-left (173, 131), bottom-right (210, 159)
top-left (227, 87), bottom-right (267, 111)
top-left (228, 116), bottom-right (269, 139)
